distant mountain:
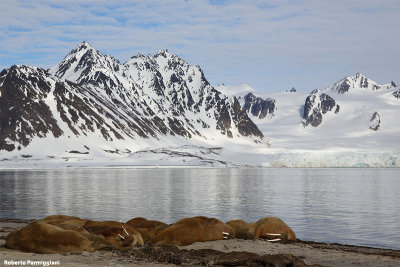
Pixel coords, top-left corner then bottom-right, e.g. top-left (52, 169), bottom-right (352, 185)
top-left (0, 43), bottom-right (399, 168)
top-left (226, 73), bottom-right (398, 129)
top-left (0, 42), bottom-right (263, 154)
top-left (326, 73), bottom-right (396, 94)
top-left (217, 75), bottom-right (399, 167)
top-left (52, 42), bottom-right (263, 140)
top-left (301, 73), bottom-right (397, 127)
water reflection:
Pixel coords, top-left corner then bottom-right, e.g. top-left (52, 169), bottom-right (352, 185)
top-left (0, 168), bottom-right (399, 249)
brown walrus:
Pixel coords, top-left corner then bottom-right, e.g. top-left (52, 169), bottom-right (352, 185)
top-left (41, 215), bottom-right (82, 222)
top-left (194, 216), bottom-right (235, 238)
top-left (125, 217), bottom-right (167, 229)
top-left (125, 217), bottom-right (169, 243)
top-left (149, 217), bottom-right (224, 246)
top-left (6, 216), bottom-right (144, 253)
top-left (5, 221), bottom-right (110, 253)
top-left (252, 217), bottom-right (296, 241)
top-left (83, 220), bottom-right (144, 249)
top-left (226, 219), bottom-right (255, 239)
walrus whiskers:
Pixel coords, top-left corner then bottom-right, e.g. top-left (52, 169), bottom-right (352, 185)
top-left (122, 225), bottom-right (129, 236)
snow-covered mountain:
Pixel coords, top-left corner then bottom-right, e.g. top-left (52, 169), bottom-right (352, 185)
top-left (216, 75), bottom-right (400, 167)
top-left (327, 72), bottom-right (396, 94)
top-left (50, 41), bottom-right (263, 141)
top-left (0, 43), bottom-right (399, 168)
top-left (0, 42), bottom-right (265, 167)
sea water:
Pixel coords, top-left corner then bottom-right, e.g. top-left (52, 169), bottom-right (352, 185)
top-left (0, 168), bottom-right (399, 249)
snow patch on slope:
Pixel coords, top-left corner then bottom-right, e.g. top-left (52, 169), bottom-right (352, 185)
top-left (215, 83), bottom-right (254, 98)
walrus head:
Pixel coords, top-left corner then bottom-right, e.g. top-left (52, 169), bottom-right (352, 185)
top-left (114, 225), bottom-right (140, 247)
top-left (88, 225), bottom-right (141, 249)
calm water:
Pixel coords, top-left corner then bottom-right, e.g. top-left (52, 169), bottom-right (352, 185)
top-left (0, 168), bottom-right (399, 249)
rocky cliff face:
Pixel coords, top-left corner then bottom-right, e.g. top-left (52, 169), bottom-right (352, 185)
top-left (302, 91), bottom-right (340, 127)
top-left (0, 42), bottom-right (263, 152)
top-left (243, 93), bottom-right (276, 119)
top-left (0, 66), bottom-right (63, 151)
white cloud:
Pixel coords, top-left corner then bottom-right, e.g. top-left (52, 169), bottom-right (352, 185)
top-left (0, 0), bottom-right (398, 92)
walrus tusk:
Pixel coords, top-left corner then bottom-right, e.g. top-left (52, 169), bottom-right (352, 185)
top-left (222, 232), bottom-right (229, 239)
top-left (267, 238), bottom-right (281, 242)
top-left (118, 233), bottom-right (126, 240)
top-left (266, 233), bottom-right (281, 236)
top-left (122, 225), bottom-right (129, 236)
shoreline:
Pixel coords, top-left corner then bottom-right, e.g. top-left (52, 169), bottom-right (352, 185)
top-left (1, 219), bottom-right (399, 266)
top-left (1, 166), bottom-right (399, 171)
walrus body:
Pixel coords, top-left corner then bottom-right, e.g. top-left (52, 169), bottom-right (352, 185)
top-left (149, 217), bottom-right (223, 246)
top-left (5, 221), bottom-right (106, 253)
top-left (5, 216), bottom-right (144, 253)
top-left (41, 215), bottom-right (82, 222)
top-left (126, 217), bottom-right (167, 229)
top-left (194, 216), bottom-right (235, 238)
top-left (253, 217), bottom-right (296, 241)
top-left (126, 217), bottom-right (169, 243)
top-left (83, 220), bottom-right (144, 249)
top-left (226, 219), bottom-right (255, 239)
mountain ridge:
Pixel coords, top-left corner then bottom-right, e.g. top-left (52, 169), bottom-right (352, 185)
top-left (326, 72), bottom-right (396, 94)
top-left (0, 42), bottom-right (264, 156)
top-left (0, 42), bottom-right (399, 168)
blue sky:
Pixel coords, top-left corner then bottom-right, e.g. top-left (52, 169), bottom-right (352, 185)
top-left (0, 0), bottom-right (399, 93)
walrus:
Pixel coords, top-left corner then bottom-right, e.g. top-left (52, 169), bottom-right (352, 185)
top-left (83, 220), bottom-right (144, 249)
top-left (83, 220), bottom-right (126, 230)
top-left (125, 217), bottom-right (167, 229)
top-left (226, 219), bottom-right (255, 239)
top-left (125, 217), bottom-right (169, 243)
top-left (194, 216), bottom-right (235, 238)
top-left (5, 221), bottom-right (109, 253)
top-left (149, 217), bottom-right (224, 246)
top-left (44, 219), bottom-right (89, 229)
top-left (41, 215), bottom-right (82, 221)
top-left (252, 217), bottom-right (296, 241)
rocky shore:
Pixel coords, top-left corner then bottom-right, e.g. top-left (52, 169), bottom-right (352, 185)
top-left (1, 219), bottom-right (399, 267)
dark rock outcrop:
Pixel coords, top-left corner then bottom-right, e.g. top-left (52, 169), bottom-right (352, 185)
top-left (303, 92), bottom-right (339, 127)
top-left (393, 89), bottom-right (400, 99)
top-left (369, 112), bottom-right (381, 131)
top-left (243, 93), bottom-right (276, 119)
